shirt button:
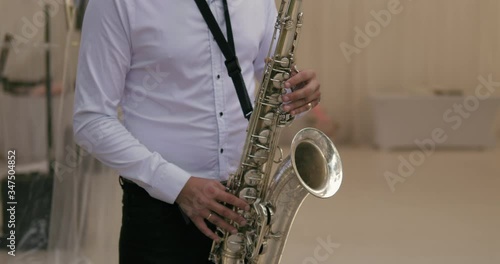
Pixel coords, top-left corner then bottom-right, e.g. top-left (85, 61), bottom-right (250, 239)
top-left (220, 148), bottom-right (224, 154)
top-left (217, 75), bottom-right (221, 79)
top-left (219, 112), bottom-right (223, 117)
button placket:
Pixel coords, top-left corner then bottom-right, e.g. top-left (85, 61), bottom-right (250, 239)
top-left (208, 1), bottom-right (227, 181)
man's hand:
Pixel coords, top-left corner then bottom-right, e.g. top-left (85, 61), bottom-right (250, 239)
top-left (280, 68), bottom-right (321, 116)
top-left (175, 177), bottom-right (249, 241)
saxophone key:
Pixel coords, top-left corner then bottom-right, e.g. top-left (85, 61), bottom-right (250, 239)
top-left (271, 72), bottom-right (290, 89)
top-left (265, 93), bottom-right (282, 105)
top-left (248, 149), bottom-right (268, 165)
top-left (276, 57), bottom-right (290, 68)
top-left (257, 129), bottom-right (271, 145)
top-left (239, 187), bottom-right (258, 204)
top-left (259, 112), bottom-right (275, 127)
top-left (277, 112), bottom-right (294, 127)
top-left (225, 234), bottom-right (245, 253)
top-left (243, 169), bottom-right (262, 186)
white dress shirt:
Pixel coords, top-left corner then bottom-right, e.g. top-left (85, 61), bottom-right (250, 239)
top-left (73, 0), bottom-right (277, 204)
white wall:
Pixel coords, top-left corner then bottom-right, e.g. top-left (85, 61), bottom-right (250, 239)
top-left (287, 0), bottom-right (500, 143)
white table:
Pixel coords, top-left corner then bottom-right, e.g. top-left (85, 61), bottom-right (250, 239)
top-left (371, 95), bottom-right (500, 149)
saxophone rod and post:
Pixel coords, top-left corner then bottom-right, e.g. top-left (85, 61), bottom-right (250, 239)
top-left (209, 1), bottom-right (343, 263)
top-left (45, 4), bottom-right (55, 179)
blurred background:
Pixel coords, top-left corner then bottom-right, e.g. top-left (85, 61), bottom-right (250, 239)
top-left (0, 0), bottom-right (499, 263)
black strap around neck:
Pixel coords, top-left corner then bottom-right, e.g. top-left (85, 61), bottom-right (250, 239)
top-left (194, 0), bottom-right (253, 121)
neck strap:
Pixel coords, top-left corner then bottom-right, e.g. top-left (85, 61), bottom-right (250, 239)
top-left (194, 0), bottom-right (253, 120)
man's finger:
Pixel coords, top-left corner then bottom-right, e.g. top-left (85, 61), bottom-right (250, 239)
top-left (282, 79), bottom-right (319, 102)
top-left (290, 98), bottom-right (320, 116)
top-left (217, 192), bottom-right (250, 211)
top-left (285, 88), bottom-right (320, 115)
top-left (209, 200), bottom-right (247, 226)
top-left (282, 98), bottom-right (306, 113)
top-left (285, 70), bottom-right (315, 88)
top-left (192, 217), bottom-right (220, 242)
top-left (206, 213), bottom-right (238, 235)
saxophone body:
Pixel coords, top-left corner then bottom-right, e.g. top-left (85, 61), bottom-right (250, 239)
top-left (209, 1), bottom-right (342, 263)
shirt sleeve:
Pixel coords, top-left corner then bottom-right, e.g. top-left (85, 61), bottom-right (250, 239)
top-left (73, 0), bottom-right (191, 204)
top-left (253, 0), bottom-right (278, 80)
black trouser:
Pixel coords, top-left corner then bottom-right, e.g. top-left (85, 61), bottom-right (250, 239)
top-left (119, 177), bottom-right (214, 264)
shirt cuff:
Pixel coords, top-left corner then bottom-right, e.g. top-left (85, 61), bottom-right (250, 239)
top-left (145, 161), bottom-right (192, 204)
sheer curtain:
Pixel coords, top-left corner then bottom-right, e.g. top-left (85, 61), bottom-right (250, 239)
top-left (296, 0), bottom-right (500, 144)
top-left (1, 1), bottom-right (120, 263)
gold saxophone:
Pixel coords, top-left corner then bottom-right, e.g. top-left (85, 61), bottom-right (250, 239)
top-left (209, 1), bottom-right (343, 263)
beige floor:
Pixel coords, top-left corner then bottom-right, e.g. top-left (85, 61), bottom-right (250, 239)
top-left (1, 145), bottom-right (499, 264)
top-left (281, 146), bottom-right (500, 264)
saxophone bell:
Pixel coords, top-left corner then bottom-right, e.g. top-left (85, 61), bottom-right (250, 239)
top-left (289, 128), bottom-right (342, 199)
top-left (259, 128), bottom-right (342, 264)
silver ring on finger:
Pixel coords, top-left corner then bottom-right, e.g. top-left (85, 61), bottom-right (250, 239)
top-left (206, 213), bottom-right (213, 221)
top-left (307, 102), bottom-right (313, 110)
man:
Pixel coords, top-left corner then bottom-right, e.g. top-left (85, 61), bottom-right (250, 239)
top-left (73, 0), bottom-right (321, 263)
